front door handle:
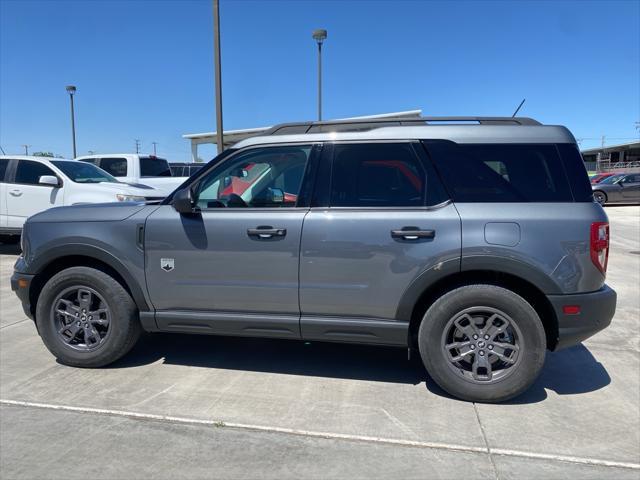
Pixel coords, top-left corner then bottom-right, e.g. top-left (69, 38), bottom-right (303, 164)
top-left (247, 226), bottom-right (287, 239)
top-left (9, 189), bottom-right (22, 197)
top-left (391, 227), bottom-right (435, 240)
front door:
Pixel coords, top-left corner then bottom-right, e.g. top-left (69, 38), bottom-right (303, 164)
top-left (145, 144), bottom-right (316, 339)
top-left (621, 174), bottom-right (640, 201)
top-left (6, 160), bottom-right (64, 228)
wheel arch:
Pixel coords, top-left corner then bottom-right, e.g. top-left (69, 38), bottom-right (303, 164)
top-left (28, 248), bottom-right (149, 318)
top-left (403, 270), bottom-right (559, 351)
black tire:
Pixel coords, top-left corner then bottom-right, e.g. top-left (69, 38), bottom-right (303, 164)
top-left (593, 190), bottom-right (607, 206)
top-left (36, 266), bottom-right (141, 367)
top-left (418, 284), bottom-right (546, 403)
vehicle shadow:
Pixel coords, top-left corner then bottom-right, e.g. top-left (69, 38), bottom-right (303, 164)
top-left (109, 333), bottom-right (610, 404)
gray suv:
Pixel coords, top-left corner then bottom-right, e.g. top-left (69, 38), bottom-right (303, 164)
top-left (11, 116), bottom-right (616, 402)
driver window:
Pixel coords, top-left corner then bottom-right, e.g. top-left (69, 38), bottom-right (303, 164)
top-left (195, 145), bottom-right (311, 209)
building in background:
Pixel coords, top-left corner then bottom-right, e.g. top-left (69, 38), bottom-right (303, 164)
top-left (581, 141), bottom-right (640, 172)
top-left (182, 110), bottom-right (423, 162)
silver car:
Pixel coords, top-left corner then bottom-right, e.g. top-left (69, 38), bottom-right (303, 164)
top-left (11, 116), bottom-right (617, 403)
top-left (592, 173), bottom-right (640, 205)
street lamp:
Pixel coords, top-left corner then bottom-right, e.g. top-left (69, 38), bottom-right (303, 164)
top-left (312, 29), bottom-right (327, 121)
top-left (65, 85), bottom-right (77, 158)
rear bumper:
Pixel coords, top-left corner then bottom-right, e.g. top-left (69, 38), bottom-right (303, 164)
top-left (10, 271), bottom-right (35, 320)
top-left (547, 285), bottom-right (616, 351)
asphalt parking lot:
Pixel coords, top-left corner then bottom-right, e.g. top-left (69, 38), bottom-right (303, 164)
top-left (0, 206), bottom-right (638, 479)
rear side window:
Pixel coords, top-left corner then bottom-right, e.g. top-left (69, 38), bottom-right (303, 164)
top-left (555, 144), bottom-right (593, 202)
top-left (15, 160), bottom-right (56, 185)
top-left (423, 141), bottom-right (574, 202)
top-left (140, 157), bottom-right (171, 177)
top-left (0, 159), bottom-right (9, 182)
top-left (329, 143), bottom-right (447, 207)
top-left (100, 158), bottom-right (128, 177)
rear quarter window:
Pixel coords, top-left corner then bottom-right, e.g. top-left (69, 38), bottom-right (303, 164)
top-left (0, 159), bottom-right (9, 182)
top-left (423, 141), bottom-right (578, 202)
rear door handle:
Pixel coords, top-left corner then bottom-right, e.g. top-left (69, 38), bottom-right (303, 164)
top-left (391, 227), bottom-right (435, 240)
top-left (9, 189), bottom-right (22, 197)
top-left (247, 226), bottom-right (287, 239)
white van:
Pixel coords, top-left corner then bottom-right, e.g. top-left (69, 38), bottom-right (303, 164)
top-left (0, 156), bottom-right (163, 239)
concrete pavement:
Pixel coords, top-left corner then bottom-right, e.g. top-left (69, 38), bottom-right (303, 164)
top-left (1, 206), bottom-right (638, 479)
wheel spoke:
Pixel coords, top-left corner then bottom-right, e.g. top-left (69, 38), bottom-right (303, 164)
top-left (484, 314), bottom-right (507, 340)
top-left (472, 352), bottom-right (493, 381)
top-left (453, 314), bottom-right (480, 339)
top-left (59, 322), bottom-right (82, 343)
top-left (491, 342), bottom-right (519, 364)
top-left (77, 289), bottom-right (93, 311)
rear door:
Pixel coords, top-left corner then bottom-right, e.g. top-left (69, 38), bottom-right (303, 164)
top-left (299, 141), bottom-right (460, 345)
top-left (5, 160), bottom-right (64, 228)
top-left (144, 144), bottom-right (318, 338)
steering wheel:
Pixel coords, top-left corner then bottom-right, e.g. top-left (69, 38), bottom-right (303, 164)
top-left (226, 193), bottom-right (248, 208)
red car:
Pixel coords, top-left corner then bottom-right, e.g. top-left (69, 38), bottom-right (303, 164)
top-left (590, 172), bottom-right (618, 184)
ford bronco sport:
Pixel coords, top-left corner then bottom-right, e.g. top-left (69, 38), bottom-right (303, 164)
top-left (11, 116), bottom-right (616, 402)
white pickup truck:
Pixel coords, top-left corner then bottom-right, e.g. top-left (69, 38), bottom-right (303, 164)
top-left (75, 154), bottom-right (187, 197)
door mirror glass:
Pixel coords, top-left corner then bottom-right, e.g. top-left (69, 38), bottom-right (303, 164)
top-left (39, 175), bottom-right (61, 187)
top-left (173, 187), bottom-right (194, 213)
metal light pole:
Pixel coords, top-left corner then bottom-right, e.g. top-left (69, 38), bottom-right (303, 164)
top-left (152, 142), bottom-right (158, 156)
top-left (213, 0), bottom-right (224, 153)
top-left (66, 85), bottom-right (77, 158)
top-left (312, 29), bottom-right (327, 121)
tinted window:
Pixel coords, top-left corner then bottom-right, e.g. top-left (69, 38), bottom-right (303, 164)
top-left (141, 157), bottom-right (171, 177)
top-left (424, 141), bottom-right (574, 202)
top-left (556, 144), bottom-right (592, 202)
top-left (195, 146), bottom-right (311, 209)
top-left (78, 158), bottom-right (98, 165)
top-left (15, 160), bottom-right (56, 185)
top-left (0, 159), bottom-right (9, 182)
top-left (625, 174), bottom-right (640, 183)
top-left (100, 158), bottom-right (128, 177)
top-left (330, 143), bottom-right (434, 207)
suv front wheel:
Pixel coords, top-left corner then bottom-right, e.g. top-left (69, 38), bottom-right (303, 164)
top-left (36, 266), bottom-right (141, 367)
top-left (418, 284), bottom-right (546, 403)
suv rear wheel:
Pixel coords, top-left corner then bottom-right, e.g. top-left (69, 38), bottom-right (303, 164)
top-left (418, 284), bottom-right (546, 403)
top-left (35, 266), bottom-right (141, 367)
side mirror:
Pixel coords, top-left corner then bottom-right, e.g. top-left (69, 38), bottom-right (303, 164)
top-left (173, 187), bottom-right (195, 214)
top-left (39, 175), bottom-right (61, 187)
top-left (269, 188), bottom-right (284, 204)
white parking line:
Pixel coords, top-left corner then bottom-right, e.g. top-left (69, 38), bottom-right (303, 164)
top-left (2, 398), bottom-right (639, 471)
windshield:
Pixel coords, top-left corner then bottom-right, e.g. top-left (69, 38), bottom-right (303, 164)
top-left (140, 157), bottom-right (172, 177)
top-left (51, 161), bottom-right (118, 183)
top-left (598, 174), bottom-right (625, 184)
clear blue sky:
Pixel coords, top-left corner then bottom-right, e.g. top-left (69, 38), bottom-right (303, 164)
top-left (1, 0), bottom-right (638, 160)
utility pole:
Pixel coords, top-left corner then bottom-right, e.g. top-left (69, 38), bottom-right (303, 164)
top-left (135, 139), bottom-right (141, 154)
top-left (601, 135), bottom-right (606, 148)
top-left (152, 142), bottom-right (158, 156)
top-left (21, 145), bottom-right (30, 155)
top-left (66, 85), bottom-right (77, 158)
top-left (213, 0), bottom-right (224, 153)
top-left (312, 29), bottom-right (327, 121)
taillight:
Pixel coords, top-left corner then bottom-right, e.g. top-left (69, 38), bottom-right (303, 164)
top-left (590, 222), bottom-right (609, 275)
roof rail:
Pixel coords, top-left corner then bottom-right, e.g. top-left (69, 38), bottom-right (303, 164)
top-left (263, 116), bottom-right (541, 136)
